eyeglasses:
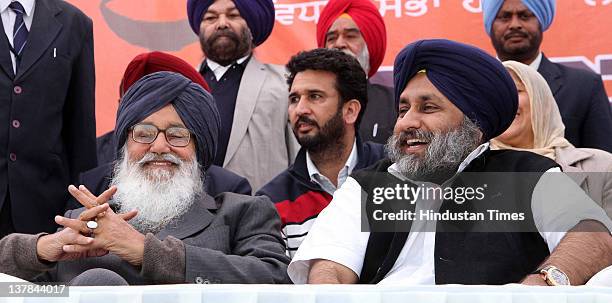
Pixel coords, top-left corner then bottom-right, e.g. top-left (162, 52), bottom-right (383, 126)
top-left (130, 124), bottom-right (191, 147)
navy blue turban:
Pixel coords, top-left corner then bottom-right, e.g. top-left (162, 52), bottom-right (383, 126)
top-left (187, 0), bottom-right (275, 46)
top-left (482, 0), bottom-right (556, 36)
top-left (114, 71), bottom-right (220, 171)
top-left (393, 39), bottom-right (518, 142)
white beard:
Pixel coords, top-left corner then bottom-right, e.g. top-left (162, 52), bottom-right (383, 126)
top-left (341, 47), bottom-right (371, 77)
top-left (110, 146), bottom-right (204, 234)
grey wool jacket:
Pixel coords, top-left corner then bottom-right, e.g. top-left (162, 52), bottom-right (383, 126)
top-left (0, 193), bottom-right (291, 284)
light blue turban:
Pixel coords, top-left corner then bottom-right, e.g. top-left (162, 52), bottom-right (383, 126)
top-left (482, 0), bottom-right (556, 36)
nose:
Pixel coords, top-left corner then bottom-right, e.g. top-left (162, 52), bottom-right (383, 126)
top-left (216, 14), bottom-right (229, 29)
top-left (331, 35), bottom-right (348, 50)
top-left (508, 14), bottom-right (523, 30)
top-left (148, 132), bottom-right (172, 154)
top-left (394, 109), bottom-right (422, 133)
top-left (293, 97), bottom-right (312, 117)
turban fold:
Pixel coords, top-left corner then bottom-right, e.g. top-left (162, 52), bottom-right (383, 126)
top-left (482, 0), bottom-right (556, 36)
top-left (115, 71), bottom-right (220, 171)
top-left (120, 51), bottom-right (210, 96)
top-left (187, 0), bottom-right (275, 46)
top-left (393, 39), bottom-right (518, 142)
top-left (316, 0), bottom-right (387, 77)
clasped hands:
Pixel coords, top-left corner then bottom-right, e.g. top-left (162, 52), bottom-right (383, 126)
top-left (36, 185), bottom-right (144, 266)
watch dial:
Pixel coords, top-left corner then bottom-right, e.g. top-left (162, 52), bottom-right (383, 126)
top-left (550, 269), bottom-right (569, 285)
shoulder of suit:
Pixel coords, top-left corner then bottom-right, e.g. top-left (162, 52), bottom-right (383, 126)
top-left (215, 192), bottom-right (275, 210)
top-left (367, 82), bottom-right (393, 90)
top-left (574, 148), bottom-right (612, 166)
top-left (249, 57), bottom-right (287, 80)
top-left (551, 61), bottom-right (602, 82)
top-left (52, 0), bottom-right (89, 19)
top-left (362, 141), bottom-right (387, 157)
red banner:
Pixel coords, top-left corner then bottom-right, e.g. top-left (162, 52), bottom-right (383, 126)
top-left (64, 0), bottom-right (612, 135)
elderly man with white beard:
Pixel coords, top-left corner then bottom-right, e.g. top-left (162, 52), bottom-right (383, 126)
top-left (0, 71), bottom-right (290, 285)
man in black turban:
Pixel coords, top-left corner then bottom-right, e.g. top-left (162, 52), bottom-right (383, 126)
top-left (287, 39), bottom-right (612, 286)
top-left (0, 72), bottom-right (291, 285)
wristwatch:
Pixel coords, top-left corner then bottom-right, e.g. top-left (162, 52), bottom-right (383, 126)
top-left (536, 265), bottom-right (570, 286)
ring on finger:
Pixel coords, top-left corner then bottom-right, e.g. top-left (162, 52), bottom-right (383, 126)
top-left (86, 220), bottom-right (98, 237)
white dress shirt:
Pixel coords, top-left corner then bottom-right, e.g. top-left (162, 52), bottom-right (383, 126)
top-left (0, 0), bottom-right (35, 74)
top-left (306, 139), bottom-right (358, 196)
top-left (529, 52), bottom-right (543, 70)
top-left (288, 143), bottom-right (612, 284)
top-left (205, 55), bottom-right (249, 81)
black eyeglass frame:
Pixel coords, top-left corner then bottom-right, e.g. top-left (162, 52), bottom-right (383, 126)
top-left (129, 124), bottom-right (192, 147)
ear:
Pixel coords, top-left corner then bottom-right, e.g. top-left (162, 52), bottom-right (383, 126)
top-left (342, 99), bottom-right (361, 125)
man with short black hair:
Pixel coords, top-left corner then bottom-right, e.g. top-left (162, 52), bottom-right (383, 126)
top-left (257, 48), bottom-right (384, 258)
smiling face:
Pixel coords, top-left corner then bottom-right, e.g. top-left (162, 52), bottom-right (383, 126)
top-left (494, 69), bottom-right (534, 148)
top-left (387, 73), bottom-right (483, 182)
top-left (126, 104), bottom-right (196, 179)
top-left (490, 0), bottom-right (543, 63)
top-left (393, 73), bottom-right (466, 157)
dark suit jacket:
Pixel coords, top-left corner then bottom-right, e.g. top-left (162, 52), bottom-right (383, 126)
top-left (96, 131), bottom-right (115, 165)
top-left (538, 55), bottom-right (612, 152)
top-left (66, 162), bottom-right (252, 210)
top-left (1, 193), bottom-right (291, 284)
top-left (360, 82), bottom-right (396, 144)
top-left (0, 0), bottom-right (97, 233)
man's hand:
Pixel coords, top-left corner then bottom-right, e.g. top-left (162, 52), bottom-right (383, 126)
top-left (521, 274), bottom-right (548, 286)
top-left (308, 259), bottom-right (358, 284)
top-left (58, 185), bottom-right (144, 266)
top-left (522, 220), bottom-right (612, 285)
top-left (36, 224), bottom-right (107, 263)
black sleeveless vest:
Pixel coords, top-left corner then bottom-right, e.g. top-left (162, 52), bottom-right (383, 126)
top-left (352, 149), bottom-right (559, 284)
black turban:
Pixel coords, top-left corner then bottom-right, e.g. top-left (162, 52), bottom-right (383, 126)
top-left (393, 39), bottom-right (518, 141)
top-left (114, 71), bottom-right (220, 171)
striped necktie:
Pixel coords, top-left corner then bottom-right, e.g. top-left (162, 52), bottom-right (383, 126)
top-left (9, 1), bottom-right (28, 71)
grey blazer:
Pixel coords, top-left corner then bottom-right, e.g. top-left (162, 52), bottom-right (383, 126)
top-left (556, 146), bottom-right (612, 218)
top-left (0, 193), bottom-right (291, 284)
top-left (222, 56), bottom-right (299, 191)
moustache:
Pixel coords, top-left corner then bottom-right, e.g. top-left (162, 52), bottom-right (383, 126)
top-left (295, 116), bottom-right (318, 129)
top-left (504, 30), bottom-right (528, 40)
top-left (137, 153), bottom-right (182, 166)
top-left (207, 29), bottom-right (240, 44)
top-left (397, 129), bottom-right (435, 143)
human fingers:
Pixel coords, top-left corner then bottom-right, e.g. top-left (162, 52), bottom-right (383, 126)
top-left (94, 186), bottom-right (117, 205)
top-left (77, 203), bottom-right (110, 222)
top-left (78, 185), bottom-right (98, 201)
top-left (55, 216), bottom-right (91, 235)
top-left (118, 209), bottom-right (138, 221)
top-left (68, 185), bottom-right (97, 209)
